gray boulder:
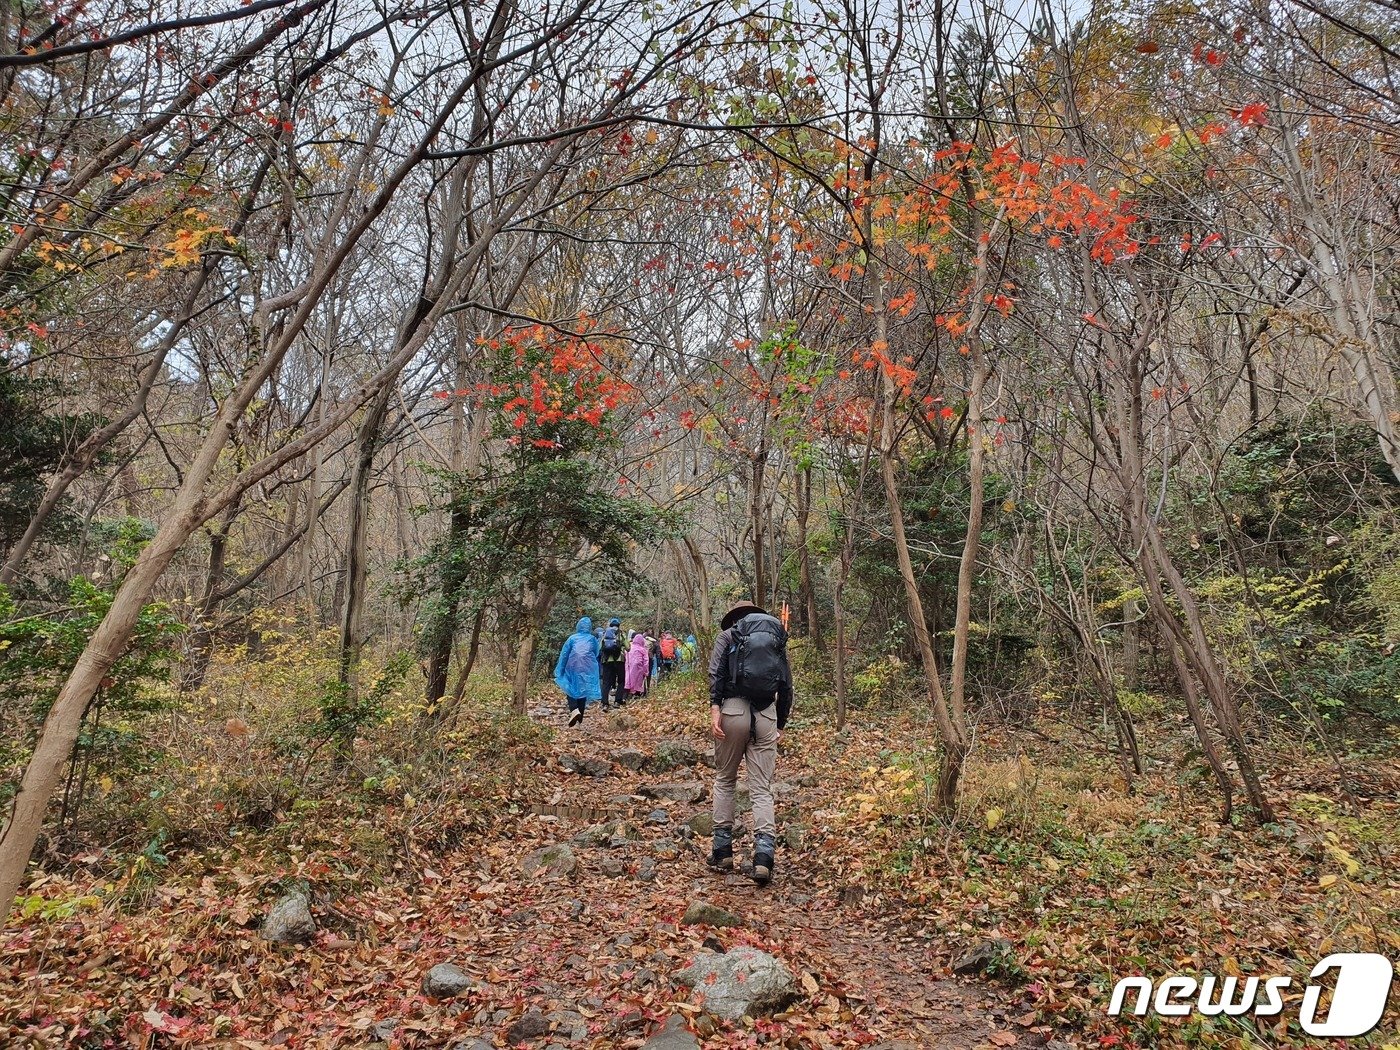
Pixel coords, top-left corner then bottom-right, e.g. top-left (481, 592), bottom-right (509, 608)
top-left (642, 1015), bottom-right (699, 1049)
top-left (423, 962), bottom-right (476, 998)
top-left (649, 740), bottom-right (700, 771)
top-left (507, 1006), bottom-right (551, 1042)
top-left (640, 782), bottom-right (704, 803)
top-left (262, 890), bottom-right (315, 944)
top-left (952, 938), bottom-right (1012, 975)
top-left (676, 946), bottom-right (799, 1020)
top-left (611, 748), bottom-right (647, 770)
top-left (688, 812), bottom-right (715, 836)
top-left (522, 843), bottom-right (577, 878)
top-left (681, 900), bottom-right (741, 927)
top-left (578, 757), bottom-right (611, 777)
top-left (371, 1018), bottom-right (399, 1041)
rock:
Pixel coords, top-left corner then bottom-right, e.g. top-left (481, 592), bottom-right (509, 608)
top-left (522, 843), bottom-right (577, 878)
top-left (700, 748), bottom-right (717, 769)
top-left (371, 1018), bottom-right (399, 1041)
top-left (558, 755), bottom-right (581, 773)
top-left (607, 793), bottom-right (638, 805)
top-left (640, 782), bottom-right (704, 803)
top-left (681, 900), bottom-right (742, 927)
top-left (636, 857), bottom-right (657, 882)
top-left (262, 891), bottom-right (315, 944)
top-left (649, 740), bottom-right (700, 771)
top-left (548, 1009), bottom-right (587, 1042)
top-left (795, 773), bottom-right (818, 788)
top-left (952, 938), bottom-right (1012, 975)
top-left (688, 813), bottom-right (715, 836)
top-left (423, 962), bottom-right (476, 998)
top-left (579, 757), bottom-right (611, 777)
top-left (598, 856), bottom-right (625, 877)
top-left (568, 899), bottom-right (585, 919)
top-left (507, 1007), bottom-right (551, 1042)
top-left (450, 1041), bottom-right (495, 1050)
top-left (611, 748), bottom-right (647, 770)
top-left (783, 825), bottom-right (804, 850)
top-left (676, 946), bottom-right (799, 1020)
top-left (572, 824), bottom-right (610, 846)
top-left (642, 1015), bottom-right (699, 1049)
top-left (646, 808), bottom-right (669, 825)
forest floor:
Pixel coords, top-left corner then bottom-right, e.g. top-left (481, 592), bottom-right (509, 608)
top-left (2, 667), bottom-right (1398, 1049)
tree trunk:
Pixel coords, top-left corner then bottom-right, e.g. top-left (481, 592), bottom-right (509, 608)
top-left (424, 504), bottom-right (469, 713)
top-left (832, 557), bottom-right (850, 731)
top-left (511, 582), bottom-right (557, 714)
top-left (335, 387), bottom-right (394, 759)
top-left (749, 448), bottom-right (767, 602)
top-left (796, 463), bottom-right (821, 646)
top-left (181, 500), bottom-right (240, 693)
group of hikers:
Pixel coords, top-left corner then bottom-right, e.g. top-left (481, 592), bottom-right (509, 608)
top-left (552, 600), bottom-right (794, 887)
top-left (552, 617), bottom-right (699, 726)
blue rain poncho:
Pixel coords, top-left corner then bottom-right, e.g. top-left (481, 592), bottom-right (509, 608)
top-left (554, 616), bottom-right (602, 701)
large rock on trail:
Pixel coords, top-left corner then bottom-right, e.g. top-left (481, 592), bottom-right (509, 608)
top-left (262, 890), bottom-right (315, 944)
top-left (676, 946), bottom-right (800, 1020)
top-left (681, 900), bottom-right (742, 927)
top-left (611, 747), bottom-right (647, 770)
top-left (640, 781), bottom-right (704, 803)
top-left (952, 937), bottom-right (1012, 975)
top-left (642, 1016), bottom-right (700, 1049)
top-left (521, 843), bottom-right (577, 878)
top-left (559, 754), bottom-right (610, 777)
top-left (422, 962), bottom-right (476, 998)
top-left (648, 739), bottom-right (700, 772)
top-left (506, 1007), bottom-right (551, 1042)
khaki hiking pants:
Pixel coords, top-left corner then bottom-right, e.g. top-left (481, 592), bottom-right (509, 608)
top-left (712, 696), bottom-right (778, 840)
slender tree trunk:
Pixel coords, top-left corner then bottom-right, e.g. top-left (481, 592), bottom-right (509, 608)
top-left (796, 464), bottom-right (822, 646)
top-left (749, 447), bottom-right (767, 602)
top-left (181, 500), bottom-right (240, 693)
top-left (832, 554), bottom-right (850, 731)
top-left (425, 504), bottom-right (469, 713)
top-left (511, 582), bottom-right (557, 714)
top-left (335, 387), bottom-right (394, 759)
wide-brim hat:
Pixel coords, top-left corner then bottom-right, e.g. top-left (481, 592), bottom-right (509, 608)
top-left (720, 599), bottom-right (766, 630)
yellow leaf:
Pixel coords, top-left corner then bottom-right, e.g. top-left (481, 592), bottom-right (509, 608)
top-left (1318, 874), bottom-right (1338, 888)
top-left (985, 807), bottom-right (1004, 830)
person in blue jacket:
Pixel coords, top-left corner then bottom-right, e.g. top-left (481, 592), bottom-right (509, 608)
top-left (554, 616), bottom-right (601, 726)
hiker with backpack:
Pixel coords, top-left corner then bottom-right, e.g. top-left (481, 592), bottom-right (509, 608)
top-left (598, 618), bottom-right (627, 710)
top-left (706, 599), bottom-right (793, 886)
top-left (554, 616), bottom-right (602, 727)
top-left (625, 630), bottom-right (650, 700)
top-left (658, 631), bottom-right (679, 679)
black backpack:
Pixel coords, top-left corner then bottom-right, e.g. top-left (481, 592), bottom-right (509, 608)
top-left (601, 626), bottom-right (622, 657)
top-left (727, 613), bottom-right (789, 706)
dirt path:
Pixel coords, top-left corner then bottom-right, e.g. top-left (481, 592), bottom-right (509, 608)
top-left (0, 684), bottom-right (1064, 1050)
top-left (428, 690), bottom-right (1057, 1049)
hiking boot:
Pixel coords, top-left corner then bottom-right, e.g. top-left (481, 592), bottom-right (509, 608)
top-left (752, 850), bottom-right (774, 886)
top-left (567, 709), bottom-right (583, 727)
top-left (707, 824), bottom-right (734, 871)
top-left (706, 846), bottom-right (733, 872)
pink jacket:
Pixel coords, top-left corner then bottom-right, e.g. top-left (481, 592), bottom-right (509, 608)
top-left (625, 634), bottom-right (649, 693)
